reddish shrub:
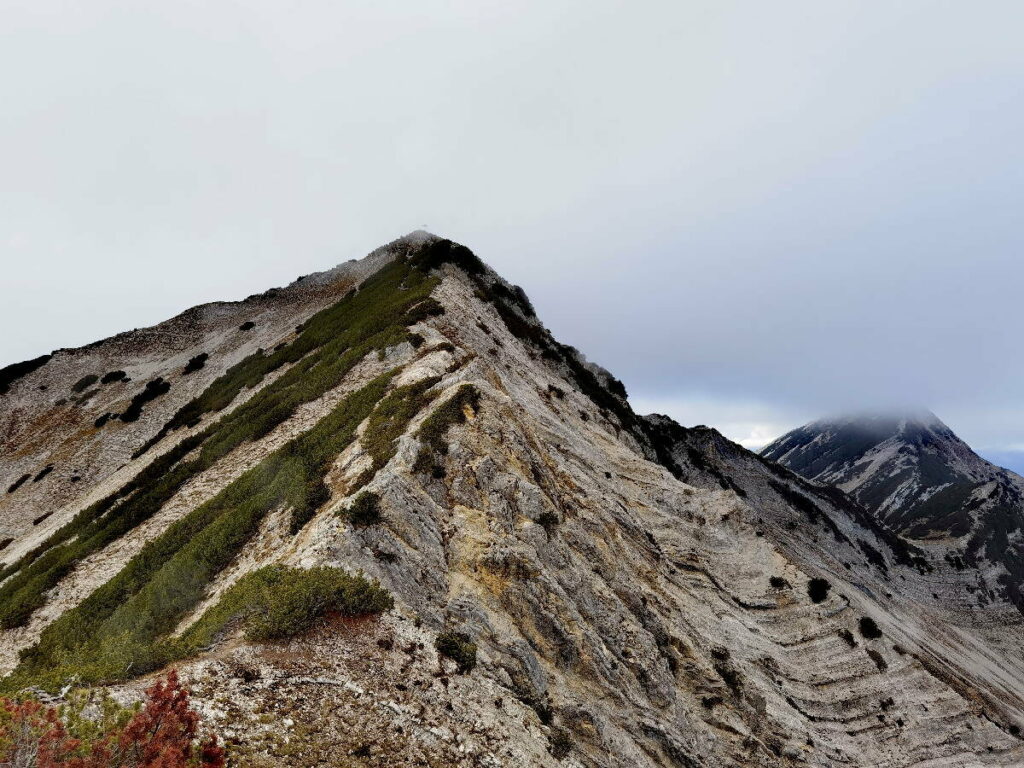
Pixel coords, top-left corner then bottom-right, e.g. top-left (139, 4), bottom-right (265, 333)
top-left (0, 670), bottom-right (223, 768)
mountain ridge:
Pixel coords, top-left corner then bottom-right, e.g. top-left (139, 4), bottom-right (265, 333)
top-left (2, 236), bottom-right (1024, 766)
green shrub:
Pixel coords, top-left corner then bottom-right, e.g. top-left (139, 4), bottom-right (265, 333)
top-left (554, 344), bottom-right (635, 430)
top-left (346, 492), bottom-right (382, 527)
top-left (71, 374), bottom-right (99, 393)
top-left (807, 578), bottom-right (831, 603)
top-left (137, 257), bottom-right (440, 457)
top-left (435, 630), bottom-right (477, 673)
top-left (179, 565), bottom-right (392, 648)
top-left (6, 474), bottom-right (30, 494)
top-left (413, 384), bottom-right (480, 475)
top-left (120, 377), bottom-right (171, 422)
top-left (409, 239), bottom-right (486, 277)
top-left (361, 378), bottom-right (439, 478)
top-left (548, 726), bottom-right (572, 760)
top-left (536, 512), bottom-right (560, 535)
top-left (182, 353), bottom-right (209, 375)
top-left (404, 297), bottom-right (445, 323)
top-left (100, 370), bottom-right (127, 384)
top-left (859, 616), bottom-right (882, 639)
top-left (769, 576), bottom-right (790, 590)
top-left (866, 648), bottom-right (887, 671)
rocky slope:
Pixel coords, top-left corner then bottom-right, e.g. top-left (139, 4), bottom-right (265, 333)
top-left (762, 413), bottom-right (1024, 613)
top-left (2, 236), bottom-right (1024, 767)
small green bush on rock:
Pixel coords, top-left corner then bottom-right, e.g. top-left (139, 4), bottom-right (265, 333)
top-left (121, 377), bottom-right (171, 422)
top-left (807, 577), bottom-right (831, 603)
top-left (72, 374), bottom-right (99, 393)
top-left (435, 630), bottom-right (477, 673)
top-left (346, 492), bottom-right (382, 527)
top-left (362, 377), bottom-right (440, 477)
top-left (413, 384), bottom-right (480, 475)
top-left (181, 565), bottom-right (392, 647)
top-left (859, 616), bottom-right (882, 640)
top-left (183, 353), bottom-right (209, 375)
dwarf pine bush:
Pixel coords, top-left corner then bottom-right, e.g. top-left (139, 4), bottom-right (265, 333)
top-left (178, 565), bottom-right (392, 648)
top-left (413, 384), bottom-right (480, 476)
top-left (435, 630), bottom-right (477, 673)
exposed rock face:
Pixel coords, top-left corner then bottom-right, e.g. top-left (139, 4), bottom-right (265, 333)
top-left (2, 236), bottom-right (1024, 767)
top-left (763, 412), bottom-right (1024, 613)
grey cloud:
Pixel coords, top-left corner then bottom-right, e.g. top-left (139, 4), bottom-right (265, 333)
top-left (2, 1), bottom-right (1023, 451)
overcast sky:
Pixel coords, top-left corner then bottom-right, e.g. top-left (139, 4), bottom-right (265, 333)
top-left (3, 1), bottom-right (1023, 466)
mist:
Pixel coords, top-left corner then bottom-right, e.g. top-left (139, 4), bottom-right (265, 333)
top-left (2, 0), bottom-right (1023, 456)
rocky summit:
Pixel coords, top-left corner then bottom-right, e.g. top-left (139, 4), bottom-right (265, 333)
top-left (763, 412), bottom-right (1024, 614)
top-left (2, 234), bottom-right (1024, 767)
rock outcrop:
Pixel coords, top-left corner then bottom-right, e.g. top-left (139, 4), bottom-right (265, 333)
top-left (2, 235), bottom-right (1023, 767)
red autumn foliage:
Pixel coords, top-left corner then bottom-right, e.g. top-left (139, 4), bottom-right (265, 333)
top-left (0, 670), bottom-right (224, 768)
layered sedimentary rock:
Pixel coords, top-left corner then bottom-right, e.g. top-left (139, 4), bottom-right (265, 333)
top-left (1, 235), bottom-right (1023, 767)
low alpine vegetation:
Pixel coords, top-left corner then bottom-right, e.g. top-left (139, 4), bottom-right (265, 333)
top-left (7, 474), bottom-right (31, 494)
top-left (71, 374), bottom-right (99, 393)
top-left (0, 354), bottom-right (52, 395)
top-left (361, 377), bottom-right (440, 480)
top-left (120, 377), bottom-right (171, 423)
top-left (536, 512), bottom-right (560, 535)
top-left (4, 376), bottom-right (394, 689)
top-left (0, 256), bottom-right (440, 652)
top-left (182, 352), bottom-right (209, 375)
top-left (0, 671), bottom-right (223, 767)
top-left (435, 630), bottom-right (477, 673)
top-left (859, 616), bottom-right (883, 639)
top-left (346, 491), bottom-right (383, 527)
top-left (136, 257), bottom-right (441, 457)
top-left (807, 577), bottom-right (831, 603)
top-left (178, 565), bottom-right (392, 648)
top-left (413, 384), bottom-right (481, 476)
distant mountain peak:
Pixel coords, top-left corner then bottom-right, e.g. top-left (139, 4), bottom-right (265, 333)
top-left (762, 411), bottom-right (998, 534)
top-left (765, 409), bottom-right (1024, 613)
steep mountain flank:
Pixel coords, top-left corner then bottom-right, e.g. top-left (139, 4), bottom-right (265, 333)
top-left (763, 413), bottom-right (1024, 613)
top-left (2, 237), bottom-right (1024, 767)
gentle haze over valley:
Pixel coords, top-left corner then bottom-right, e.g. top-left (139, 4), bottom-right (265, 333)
top-left (3, 1), bottom-right (1023, 468)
